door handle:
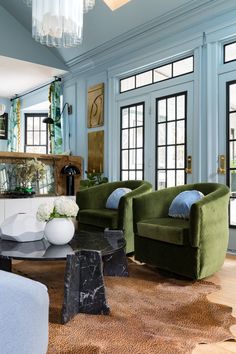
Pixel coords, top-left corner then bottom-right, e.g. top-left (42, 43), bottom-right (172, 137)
top-left (185, 155), bottom-right (192, 174)
top-left (217, 154), bottom-right (226, 175)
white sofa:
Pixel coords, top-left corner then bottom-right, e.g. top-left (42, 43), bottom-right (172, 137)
top-left (0, 270), bottom-right (49, 354)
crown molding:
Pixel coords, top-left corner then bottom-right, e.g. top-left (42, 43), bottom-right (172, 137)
top-left (65, 0), bottom-right (232, 74)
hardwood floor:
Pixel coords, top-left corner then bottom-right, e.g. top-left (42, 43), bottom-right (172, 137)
top-left (193, 254), bottom-right (236, 353)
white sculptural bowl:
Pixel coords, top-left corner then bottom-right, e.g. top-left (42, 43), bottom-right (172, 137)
top-left (0, 213), bottom-right (45, 242)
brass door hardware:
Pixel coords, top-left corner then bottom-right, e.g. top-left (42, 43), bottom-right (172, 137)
top-left (185, 155), bottom-right (192, 174)
top-left (218, 154), bottom-right (226, 175)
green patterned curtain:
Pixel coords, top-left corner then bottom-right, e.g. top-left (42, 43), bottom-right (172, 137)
top-left (48, 81), bottom-right (63, 154)
top-left (8, 98), bottom-right (21, 152)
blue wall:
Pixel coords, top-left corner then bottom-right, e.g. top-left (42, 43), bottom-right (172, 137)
top-left (62, 1), bottom-right (236, 182)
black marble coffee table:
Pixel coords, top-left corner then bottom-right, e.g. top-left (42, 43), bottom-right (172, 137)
top-left (0, 229), bottom-right (128, 323)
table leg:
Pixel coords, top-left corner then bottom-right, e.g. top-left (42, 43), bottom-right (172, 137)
top-left (0, 256), bottom-right (12, 272)
top-left (62, 250), bottom-right (110, 324)
top-left (103, 248), bottom-right (129, 277)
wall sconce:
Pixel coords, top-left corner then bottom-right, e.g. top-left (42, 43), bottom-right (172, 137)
top-left (61, 163), bottom-right (81, 196)
top-left (43, 102), bottom-right (72, 124)
top-left (0, 104), bottom-right (6, 116)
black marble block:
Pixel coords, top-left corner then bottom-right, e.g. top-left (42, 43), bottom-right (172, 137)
top-left (62, 250), bottom-right (110, 324)
top-left (103, 248), bottom-right (129, 277)
top-left (0, 256), bottom-right (12, 272)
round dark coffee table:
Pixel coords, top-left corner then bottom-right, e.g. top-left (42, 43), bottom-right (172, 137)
top-left (0, 229), bottom-right (128, 323)
top-left (0, 230), bottom-right (126, 261)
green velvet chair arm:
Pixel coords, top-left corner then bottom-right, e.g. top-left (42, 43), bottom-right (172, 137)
top-left (189, 184), bottom-right (230, 248)
top-left (118, 182), bottom-right (152, 228)
top-left (118, 182), bottom-right (152, 252)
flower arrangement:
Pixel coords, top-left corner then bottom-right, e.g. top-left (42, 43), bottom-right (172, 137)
top-left (36, 197), bottom-right (79, 222)
top-left (14, 158), bottom-right (46, 189)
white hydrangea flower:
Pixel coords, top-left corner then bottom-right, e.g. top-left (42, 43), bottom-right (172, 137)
top-left (36, 202), bottom-right (54, 222)
top-left (54, 197), bottom-right (79, 218)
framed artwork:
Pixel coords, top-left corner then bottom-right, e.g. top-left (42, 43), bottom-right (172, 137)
top-left (88, 130), bottom-right (104, 172)
top-left (87, 83), bottom-right (104, 128)
top-left (0, 113), bottom-right (8, 140)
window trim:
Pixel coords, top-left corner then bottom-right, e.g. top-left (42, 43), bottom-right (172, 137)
top-left (24, 113), bottom-right (49, 154)
top-left (120, 102), bottom-right (145, 181)
top-left (120, 55), bottom-right (194, 94)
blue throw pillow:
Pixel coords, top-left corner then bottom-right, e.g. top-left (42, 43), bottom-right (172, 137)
top-left (168, 190), bottom-right (204, 219)
top-left (106, 188), bottom-right (132, 209)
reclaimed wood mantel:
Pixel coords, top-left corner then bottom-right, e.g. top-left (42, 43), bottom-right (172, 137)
top-left (0, 152), bottom-right (83, 196)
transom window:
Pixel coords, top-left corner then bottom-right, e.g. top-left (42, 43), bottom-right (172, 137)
top-left (156, 92), bottom-right (187, 189)
top-left (227, 81), bottom-right (236, 227)
top-left (120, 56), bottom-right (194, 93)
top-left (25, 113), bottom-right (49, 154)
top-left (224, 41), bottom-right (236, 64)
top-left (120, 103), bottom-right (144, 180)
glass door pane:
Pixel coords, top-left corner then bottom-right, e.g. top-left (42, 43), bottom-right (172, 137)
top-left (227, 81), bottom-right (236, 226)
top-left (120, 103), bottom-right (144, 180)
top-left (156, 92), bottom-right (187, 189)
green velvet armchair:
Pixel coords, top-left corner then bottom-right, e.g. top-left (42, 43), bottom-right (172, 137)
top-left (76, 180), bottom-right (153, 253)
top-left (133, 183), bottom-right (230, 279)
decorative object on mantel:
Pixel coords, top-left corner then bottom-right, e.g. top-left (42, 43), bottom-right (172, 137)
top-left (0, 113), bottom-right (8, 140)
top-left (6, 158), bottom-right (47, 197)
top-left (61, 163), bottom-right (81, 195)
top-left (87, 83), bottom-right (104, 128)
top-left (0, 213), bottom-right (44, 242)
top-left (88, 130), bottom-right (104, 173)
top-left (4, 188), bottom-right (36, 199)
top-left (37, 197), bottom-right (79, 245)
top-left (80, 170), bottom-right (108, 189)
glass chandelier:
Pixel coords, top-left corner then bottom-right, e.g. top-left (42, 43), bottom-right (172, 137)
top-left (24, 0), bottom-right (96, 47)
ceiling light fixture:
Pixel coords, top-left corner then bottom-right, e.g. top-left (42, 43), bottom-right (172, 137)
top-left (24, 0), bottom-right (96, 47)
top-left (103, 0), bottom-right (131, 11)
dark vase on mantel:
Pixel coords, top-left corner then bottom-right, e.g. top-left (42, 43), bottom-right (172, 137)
top-left (61, 164), bottom-right (81, 196)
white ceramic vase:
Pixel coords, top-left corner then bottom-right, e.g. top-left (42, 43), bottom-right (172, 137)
top-left (44, 218), bottom-right (75, 245)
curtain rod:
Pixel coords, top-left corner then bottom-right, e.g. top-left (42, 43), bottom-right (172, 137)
top-left (10, 77), bottom-right (62, 101)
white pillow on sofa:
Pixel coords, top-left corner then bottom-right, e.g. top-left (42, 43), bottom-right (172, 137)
top-left (106, 188), bottom-right (132, 209)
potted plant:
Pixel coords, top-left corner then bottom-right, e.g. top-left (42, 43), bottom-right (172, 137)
top-left (80, 171), bottom-right (108, 189)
